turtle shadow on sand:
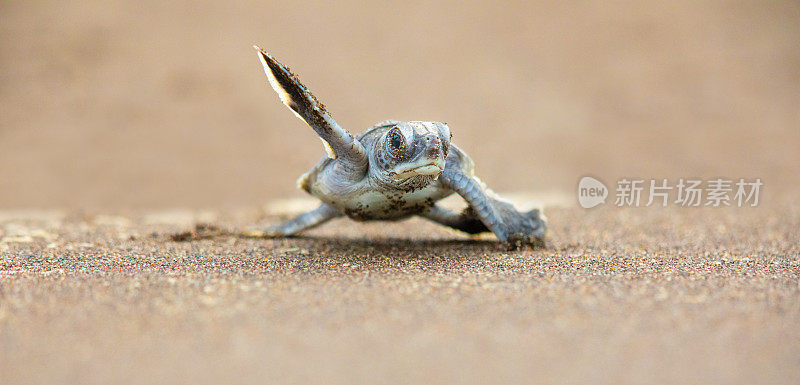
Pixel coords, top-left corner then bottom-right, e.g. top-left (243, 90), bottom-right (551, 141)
top-left (249, 235), bottom-right (547, 266)
top-left (264, 234), bottom-right (547, 253)
top-left (167, 223), bottom-right (545, 255)
top-left (271, 234), bottom-right (500, 251)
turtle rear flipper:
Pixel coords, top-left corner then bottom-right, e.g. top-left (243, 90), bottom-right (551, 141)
top-left (245, 203), bottom-right (341, 238)
top-left (254, 46), bottom-right (368, 171)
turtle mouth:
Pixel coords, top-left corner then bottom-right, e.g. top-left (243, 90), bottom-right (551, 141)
top-left (391, 160), bottom-right (445, 180)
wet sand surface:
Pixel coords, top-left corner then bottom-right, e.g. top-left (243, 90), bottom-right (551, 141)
top-left (1, 205), bottom-right (798, 384)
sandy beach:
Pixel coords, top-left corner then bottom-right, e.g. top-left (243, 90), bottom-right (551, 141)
top-left (1, 205), bottom-right (798, 384)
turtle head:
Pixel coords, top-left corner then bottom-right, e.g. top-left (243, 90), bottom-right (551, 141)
top-left (371, 121), bottom-right (451, 190)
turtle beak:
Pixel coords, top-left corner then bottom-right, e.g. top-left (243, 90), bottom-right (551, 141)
top-left (392, 159), bottom-right (445, 179)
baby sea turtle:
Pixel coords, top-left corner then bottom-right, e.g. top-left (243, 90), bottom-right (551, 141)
top-left (252, 46), bottom-right (546, 248)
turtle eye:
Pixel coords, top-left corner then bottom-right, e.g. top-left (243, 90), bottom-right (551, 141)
top-left (386, 128), bottom-right (406, 159)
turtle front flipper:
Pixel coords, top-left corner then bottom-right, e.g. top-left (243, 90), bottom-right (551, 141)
top-left (254, 46), bottom-right (368, 171)
top-left (439, 165), bottom-right (546, 249)
top-left (421, 205), bottom-right (490, 235)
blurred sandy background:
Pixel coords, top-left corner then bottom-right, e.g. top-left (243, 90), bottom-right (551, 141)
top-left (1, 1), bottom-right (797, 210)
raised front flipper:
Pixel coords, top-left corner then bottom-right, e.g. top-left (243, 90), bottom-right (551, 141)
top-left (439, 167), bottom-right (546, 248)
top-left (254, 46), bottom-right (368, 172)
